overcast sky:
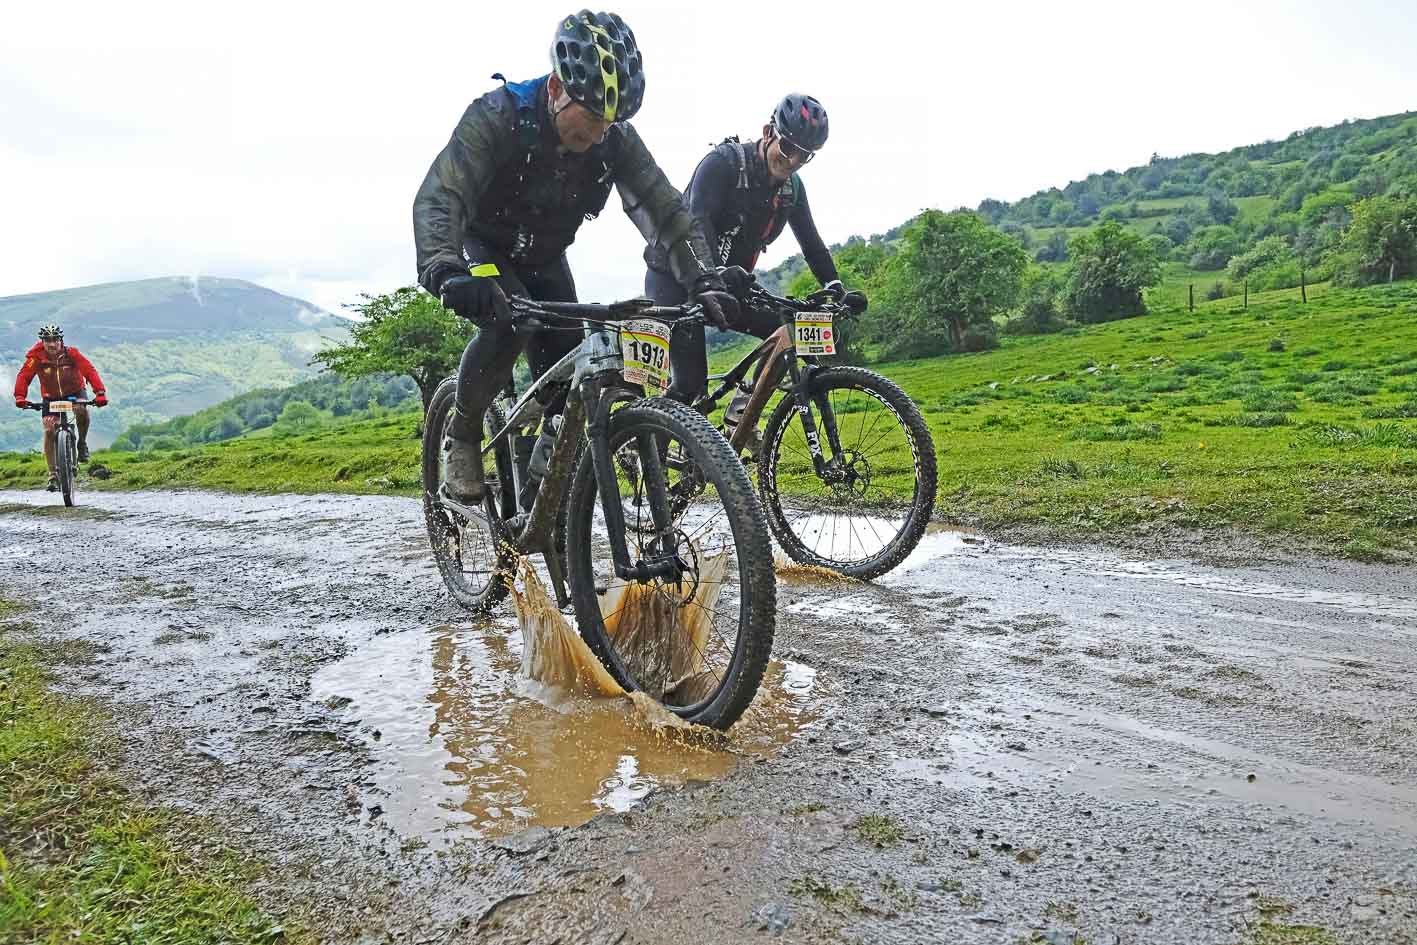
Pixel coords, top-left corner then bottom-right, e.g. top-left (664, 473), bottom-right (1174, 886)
top-left (2, 0), bottom-right (1414, 315)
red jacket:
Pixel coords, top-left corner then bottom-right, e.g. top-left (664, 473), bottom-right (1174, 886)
top-left (13, 342), bottom-right (106, 402)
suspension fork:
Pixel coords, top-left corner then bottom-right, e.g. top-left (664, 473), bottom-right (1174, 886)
top-left (793, 355), bottom-right (848, 463)
top-left (783, 357), bottom-right (834, 478)
top-left (584, 380), bottom-right (681, 583)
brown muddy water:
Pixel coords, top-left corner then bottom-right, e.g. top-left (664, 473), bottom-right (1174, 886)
top-left (308, 565), bottom-right (823, 845)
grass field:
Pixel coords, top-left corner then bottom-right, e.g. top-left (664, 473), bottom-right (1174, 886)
top-left (2, 282), bottom-right (1414, 559)
top-left (0, 598), bottom-right (303, 942)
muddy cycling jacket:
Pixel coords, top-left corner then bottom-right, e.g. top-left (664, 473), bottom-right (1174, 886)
top-left (645, 138), bottom-right (839, 284)
top-left (414, 74), bottom-right (716, 294)
top-left (13, 342), bottom-right (105, 402)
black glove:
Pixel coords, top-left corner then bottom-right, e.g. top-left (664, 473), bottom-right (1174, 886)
top-left (718, 265), bottom-right (755, 297)
top-left (692, 273), bottom-right (740, 331)
top-left (439, 272), bottom-right (507, 326)
top-left (821, 279), bottom-right (846, 302)
top-left (841, 290), bottom-right (868, 315)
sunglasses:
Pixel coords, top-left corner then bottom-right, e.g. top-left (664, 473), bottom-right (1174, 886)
top-left (775, 131), bottom-right (816, 165)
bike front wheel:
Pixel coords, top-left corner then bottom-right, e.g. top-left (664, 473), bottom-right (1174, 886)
top-left (566, 398), bottom-right (775, 730)
top-left (759, 366), bottom-right (937, 580)
top-left (57, 428), bottom-right (77, 508)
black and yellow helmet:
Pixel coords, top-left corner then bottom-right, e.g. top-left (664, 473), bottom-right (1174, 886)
top-left (38, 324), bottom-right (63, 341)
top-left (550, 11), bottom-right (644, 123)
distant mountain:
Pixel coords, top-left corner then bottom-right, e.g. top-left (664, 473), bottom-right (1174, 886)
top-left (1, 276), bottom-right (348, 451)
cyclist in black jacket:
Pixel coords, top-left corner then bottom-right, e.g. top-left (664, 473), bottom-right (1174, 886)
top-left (414, 10), bottom-right (737, 503)
top-left (644, 94), bottom-right (866, 441)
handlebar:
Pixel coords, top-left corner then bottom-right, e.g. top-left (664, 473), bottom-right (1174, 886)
top-left (21, 398), bottom-right (100, 411)
top-left (508, 295), bottom-right (705, 327)
top-left (723, 266), bottom-right (847, 315)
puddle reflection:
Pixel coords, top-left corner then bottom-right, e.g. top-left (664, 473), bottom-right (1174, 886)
top-left (310, 623), bottom-right (821, 843)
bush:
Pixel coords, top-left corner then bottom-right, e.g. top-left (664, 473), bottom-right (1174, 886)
top-left (1331, 194), bottom-right (1417, 286)
top-left (1004, 266), bottom-right (1069, 335)
top-left (1063, 221), bottom-right (1162, 323)
top-left (1241, 390), bottom-right (1298, 412)
top-left (1071, 422), bottom-right (1163, 442)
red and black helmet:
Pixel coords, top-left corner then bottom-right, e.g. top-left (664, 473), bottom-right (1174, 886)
top-left (771, 94), bottom-right (829, 154)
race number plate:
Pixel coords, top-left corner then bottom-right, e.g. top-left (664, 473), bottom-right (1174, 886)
top-left (622, 319), bottom-right (672, 394)
top-left (794, 311), bottom-right (836, 356)
top-left (46, 401), bottom-right (74, 413)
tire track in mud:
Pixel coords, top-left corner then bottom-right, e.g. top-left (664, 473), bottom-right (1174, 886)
top-left (3, 489), bottom-right (1416, 945)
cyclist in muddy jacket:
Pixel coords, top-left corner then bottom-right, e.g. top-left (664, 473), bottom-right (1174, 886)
top-left (644, 94), bottom-right (867, 415)
top-left (413, 10), bottom-right (737, 503)
top-left (13, 324), bottom-right (109, 491)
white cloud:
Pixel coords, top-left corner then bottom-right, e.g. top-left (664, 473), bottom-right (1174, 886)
top-left (2, 0), bottom-right (1415, 312)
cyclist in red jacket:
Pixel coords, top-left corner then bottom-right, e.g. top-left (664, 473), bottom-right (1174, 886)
top-left (13, 324), bottom-right (109, 491)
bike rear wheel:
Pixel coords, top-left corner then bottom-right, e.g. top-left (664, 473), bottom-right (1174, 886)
top-left (423, 377), bottom-right (514, 614)
top-left (760, 366), bottom-right (936, 580)
top-left (566, 398), bottom-right (775, 729)
top-left (57, 428), bottom-right (77, 507)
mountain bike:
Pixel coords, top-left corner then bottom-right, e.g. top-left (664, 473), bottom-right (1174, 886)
top-left (422, 296), bottom-right (776, 729)
top-left (22, 397), bottom-right (97, 508)
top-left (693, 282), bottom-right (938, 580)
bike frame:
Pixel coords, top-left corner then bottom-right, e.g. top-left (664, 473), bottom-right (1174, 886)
top-left (23, 397), bottom-right (94, 503)
top-left (439, 297), bottom-right (702, 608)
top-left (693, 290), bottom-right (851, 483)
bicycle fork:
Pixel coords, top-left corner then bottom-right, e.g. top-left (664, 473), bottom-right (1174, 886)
top-left (584, 382), bottom-right (683, 585)
top-left (788, 362), bottom-right (848, 483)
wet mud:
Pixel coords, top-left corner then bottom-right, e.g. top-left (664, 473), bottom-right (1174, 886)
top-left (2, 489), bottom-right (1415, 944)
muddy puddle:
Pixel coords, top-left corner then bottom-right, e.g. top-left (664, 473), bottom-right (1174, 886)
top-left (771, 521), bottom-right (980, 581)
top-left (888, 696), bottom-right (1417, 834)
top-left (994, 546), bottom-right (1417, 623)
top-left (311, 582), bottom-right (824, 846)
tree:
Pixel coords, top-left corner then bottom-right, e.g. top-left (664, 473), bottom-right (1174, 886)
top-left (274, 400), bottom-right (323, 435)
top-left (875, 210), bottom-right (1028, 358)
top-left (1034, 229), bottom-right (1069, 263)
top-left (1062, 220), bottom-right (1162, 323)
top-left (1332, 194), bottom-right (1417, 285)
top-left (1226, 235), bottom-right (1294, 281)
top-left (202, 412), bottom-right (244, 443)
top-left (314, 287), bottom-right (474, 412)
top-left (1205, 191), bottom-right (1239, 226)
top-left (1003, 266), bottom-right (1068, 336)
top-left (976, 198), bottom-right (1007, 223)
top-left (1186, 225), bottom-right (1242, 270)
top-left (1161, 216), bottom-right (1194, 249)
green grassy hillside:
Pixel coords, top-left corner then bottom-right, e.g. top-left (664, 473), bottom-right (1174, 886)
top-left (3, 281), bottom-right (1413, 559)
top-left (759, 109), bottom-right (1417, 301)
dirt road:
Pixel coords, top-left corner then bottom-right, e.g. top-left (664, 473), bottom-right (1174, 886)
top-left (3, 488), bottom-right (1414, 944)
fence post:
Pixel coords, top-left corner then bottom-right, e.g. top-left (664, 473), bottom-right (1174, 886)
top-left (1243, 280), bottom-right (1248, 309)
top-left (1188, 283), bottom-right (1194, 312)
top-left (1301, 266), bottom-right (1307, 303)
